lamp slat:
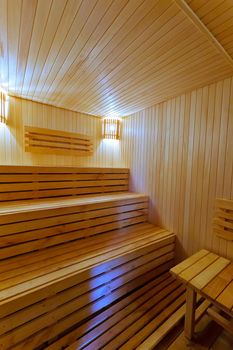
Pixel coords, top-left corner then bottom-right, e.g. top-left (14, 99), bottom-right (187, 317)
top-left (0, 91), bottom-right (7, 124)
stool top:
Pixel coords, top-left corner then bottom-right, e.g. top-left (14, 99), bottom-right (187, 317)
top-left (170, 249), bottom-right (233, 316)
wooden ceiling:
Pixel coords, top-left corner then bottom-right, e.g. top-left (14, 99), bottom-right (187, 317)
top-left (187, 0), bottom-right (233, 58)
top-left (0, 0), bottom-right (233, 117)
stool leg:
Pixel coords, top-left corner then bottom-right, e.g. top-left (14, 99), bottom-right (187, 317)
top-left (185, 286), bottom-right (197, 340)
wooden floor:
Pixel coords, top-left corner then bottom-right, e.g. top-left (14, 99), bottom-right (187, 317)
top-left (157, 314), bottom-right (233, 350)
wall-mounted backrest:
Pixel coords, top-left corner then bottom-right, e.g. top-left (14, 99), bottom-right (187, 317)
top-left (24, 126), bottom-right (93, 156)
top-left (214, 198), bottom-right (233, 241)
top-left (0, 166), bottom-right (129, 202)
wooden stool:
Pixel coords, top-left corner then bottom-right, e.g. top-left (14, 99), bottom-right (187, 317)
top-left (171, 249), bottom-right (233, 340)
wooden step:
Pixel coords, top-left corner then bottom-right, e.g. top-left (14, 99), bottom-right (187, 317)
top-left (0, 166), bottom-right (176, 349)
top-left (0, 225), bottom-right (173, 298)
top-left (0, 192), bottom-right (146, 215)
top-left (0, 192), bottom-right (148, 259)
top-left (44, 272), bottom-right (185, 350)
top-left (0, 228), bottom-right (175, 349)
top-left (137, 297), bottom-right (211, 350)
top-left (44, 285), bottom-right (211, 350)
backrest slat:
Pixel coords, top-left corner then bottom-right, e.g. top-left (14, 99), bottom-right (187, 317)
top-left (214, 198), bottom-right (233, 241)
top-left (0, 166), bottom-right (129, 202)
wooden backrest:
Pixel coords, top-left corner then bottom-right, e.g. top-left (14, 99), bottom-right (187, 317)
top-left (24, 126), bottom-right (93, 156)
top-left (214, 198), bottom-right (233, 241)
top-left (0, 166), bottom-right (129, 202)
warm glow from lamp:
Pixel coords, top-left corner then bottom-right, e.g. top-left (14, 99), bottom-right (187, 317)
top-left (0, 87), bottom-right (8, 124)
top-left (103, 118), bottom-right (121, 140)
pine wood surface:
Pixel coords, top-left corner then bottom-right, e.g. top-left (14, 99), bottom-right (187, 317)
top-left (0, 165), bottom-right (176, 349)
top-left (121, 76), bottom-right (233, 261)
top-left (214, 198), bottom-right (233, 241)
top-left (42, 283), bottom-right (210, 350)
top-left (1, 0), bottom-right (233, 116)
top-left (0, 166), bottom-right (129, 202)
top-left (0, 96), bottom-right (124, 168)
top-left (0, 193), bottom-right (148, 260)
top-left (0, 226), bottom-right (175, 349)
top-left (24, 126), bottom-right (93, 156)
top-left (44, 273), bottom-right (186, 350)
top-left (186, 0), bottom-right (233, 60)
top-left (171, 250), bottom-right (233, 316)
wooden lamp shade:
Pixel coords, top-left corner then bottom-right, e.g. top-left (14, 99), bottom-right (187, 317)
top-left (103, 118), bottom-right (121, 140)
top-left (0, 89), bottom-right (7, 124)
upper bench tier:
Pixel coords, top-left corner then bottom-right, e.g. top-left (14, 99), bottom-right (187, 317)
top-left (0, 166), bottom-right (129, 202)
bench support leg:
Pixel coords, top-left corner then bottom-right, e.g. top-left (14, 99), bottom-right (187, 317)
top-left (185, 286), bottom-right (196, 340)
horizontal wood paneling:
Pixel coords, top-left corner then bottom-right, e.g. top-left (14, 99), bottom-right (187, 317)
top-left (0, 96), bottom-right (123, 167)
top-left (1, 0), bottom-right (233, 116)
top-left (121, 76), bottom-right (233, 261)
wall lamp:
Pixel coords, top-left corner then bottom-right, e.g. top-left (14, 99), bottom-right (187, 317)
top-left (103, 117), bottom-right (121, 140)
top-left (0, 87), bottom-right (8, 124)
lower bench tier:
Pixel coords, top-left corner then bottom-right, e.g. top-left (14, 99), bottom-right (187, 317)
top-left (46, 272), bottom-right (186, 350)
top-left (0, 226), bottom-right (175, 349)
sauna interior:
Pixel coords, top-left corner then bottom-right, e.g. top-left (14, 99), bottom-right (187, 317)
top-left (1, 0), bottom-right (233, 349)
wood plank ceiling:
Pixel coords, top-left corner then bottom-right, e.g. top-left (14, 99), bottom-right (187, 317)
top-left (0, 0), bottom-right (233, 117)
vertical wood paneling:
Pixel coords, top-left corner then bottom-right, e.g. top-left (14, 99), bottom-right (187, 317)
top-left (0, 96), bottom-right (123, 167)
top-left (121, 76), bottom-right (233, 260)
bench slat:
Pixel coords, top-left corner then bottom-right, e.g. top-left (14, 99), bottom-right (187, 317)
top-left (0, 237), bottom-right (175, 349)
top-left (0, 228), bottom-right (170, 282)
top-left (0, 193), bottom-right (148, 259)
top-left (0, 232), bottom-right (173, 291)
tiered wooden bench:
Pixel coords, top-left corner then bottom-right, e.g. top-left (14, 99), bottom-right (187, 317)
top-left (0, 166), bottom-right (181, 349)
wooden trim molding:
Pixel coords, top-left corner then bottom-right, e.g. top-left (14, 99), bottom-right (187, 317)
top-left (174, 0), bottom-right (233, 69)
top-left (24, 126), bottom-right (93, 156)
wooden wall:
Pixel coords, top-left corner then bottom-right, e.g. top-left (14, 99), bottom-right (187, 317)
top-left (0, 96), bottom-right (123, 167)
top-left (121, 76), bottom-right (233, 260)
top-left (2, 79), bottom-right (233, 262)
